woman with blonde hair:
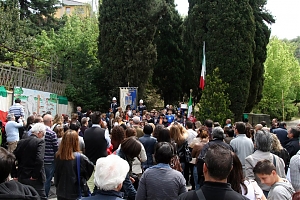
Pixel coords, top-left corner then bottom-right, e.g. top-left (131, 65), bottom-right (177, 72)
top-left (55, 130), bottom-right (94, 200)
top-left (271, 133), bottom-right (290, 173)
top-left (170, 123), bottom-right (190, 184)
top-left (51, 114), bottom-right (63, 131)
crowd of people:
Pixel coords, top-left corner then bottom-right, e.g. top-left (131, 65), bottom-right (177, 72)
top-left (0, 98), bottom-right (300, 200)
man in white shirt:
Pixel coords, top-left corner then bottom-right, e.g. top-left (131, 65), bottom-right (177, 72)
top-left (186, 121), bottom-right (197, 145)
top-left (230, 121), bottom-right (254, 175)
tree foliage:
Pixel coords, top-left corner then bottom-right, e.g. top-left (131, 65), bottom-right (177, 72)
top-left (184, 0), bottom-right (256, 121)
top-left (244, 0), bottom-right (275, 112)
top-left (290, 36), bottom-right (300, 64)
top-left (99, 0), bottom-right (167, 99)
top-left (152, 0), bottom-right (184, 105)
top-left (254, 37), bottom-right (300, 120)
top-left (196, 68), bottom-right (233, 125)
top-left (33, 15), bottom-right (105, 110)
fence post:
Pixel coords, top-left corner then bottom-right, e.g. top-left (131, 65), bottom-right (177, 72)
top-left (18, 68), bottom-right (23, 87)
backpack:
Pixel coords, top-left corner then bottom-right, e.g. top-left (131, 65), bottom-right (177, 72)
top-left (177, 140), bottom-right (192, 163)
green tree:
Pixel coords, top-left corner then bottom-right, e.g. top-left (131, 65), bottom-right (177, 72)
top-left (152, 0), bottom-right (184, 105)
top-left (290, 36), bottom-right (300, 64)
top-left (196, 68), bottom-right (233, 125)
top-left (244, 0), bottom-right (275, 112)
top-left (184, 0), bottom-right (256, 121)
top-left (33, 15), bottom-right (105, 110)
top-left (99, 0), bottom-right (166, 99)
top-left (254, 37), bottom-right (300, 120)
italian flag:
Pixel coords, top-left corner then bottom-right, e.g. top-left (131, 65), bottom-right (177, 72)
top-left (199, 42), bottom-right (206, 90)
top-left (187, 94), bottom-right (192, 118)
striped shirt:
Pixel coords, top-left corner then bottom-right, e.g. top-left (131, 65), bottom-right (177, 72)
top-left (9, 103), bottom-right (25, 117)
top-left (44, 127), bottom-right (58, 164)
top-left (290, 150), bottom-right (300, 191)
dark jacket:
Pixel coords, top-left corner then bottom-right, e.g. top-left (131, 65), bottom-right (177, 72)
top-left (178, 181), bottom-right (249, 200)
top-left (54, 152), bottom-right (94, 200)
top-left (284, 138), bottom-right (300, 158)
top-left (82, 190), bottom-right (123, 200)
top-left (117, 149), bottom-right (136, 200)
top-left (139, 135), bottom-right (157, 168)
top-left (84, 127), bottom-right (108, 165)
top-left (11, 135), bottom-right (45, 182)
top-left (0, 180), bottom-right (40, 199)
top-left (273, 128), bottom-right (289, 147)
top-left (197, 139), bottom-right (233, 186)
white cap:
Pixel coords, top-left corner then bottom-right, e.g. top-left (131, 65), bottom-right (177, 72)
top-left (139, 99), bottom-right (143, 104)
top-left (112, 97), bottom-right (117, 101)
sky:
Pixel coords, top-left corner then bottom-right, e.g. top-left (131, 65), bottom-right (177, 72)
top-left (174, 0), bottom-right (300, 40)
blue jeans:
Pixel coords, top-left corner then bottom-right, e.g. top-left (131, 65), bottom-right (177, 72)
top-left (193, 166), bottom-right (200, 190)
top-left (44, 162), bottom-right (55, 197)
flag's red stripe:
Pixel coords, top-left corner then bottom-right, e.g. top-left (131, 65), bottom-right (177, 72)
top-left (199, 76), bottom-right (205, 90)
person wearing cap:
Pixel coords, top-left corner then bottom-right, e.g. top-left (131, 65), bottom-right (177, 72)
top-left (132, 116), bottom-right (144, 138)
top-left (137, 99), bottom-right (146, 115)
top-left (111, 97), bottom-right (118, 114)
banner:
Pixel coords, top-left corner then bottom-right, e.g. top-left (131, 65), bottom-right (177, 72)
top-left (13, 87), bottom-right (58, 118)
top-left (119, 87), bottom-right (138, 111)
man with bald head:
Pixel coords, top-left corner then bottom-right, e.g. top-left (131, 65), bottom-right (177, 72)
top-left (43, 114), bottom-right (58, 198)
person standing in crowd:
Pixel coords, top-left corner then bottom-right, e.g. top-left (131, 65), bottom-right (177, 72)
top-left (8, 98), bottom-right (24, 121)
top-left (55, 130), bottom-right (94, 200)
top-left (117, 137), bottom-right (141, 200)
top-left (179, 144), bottom-right (249, 200)
top-left (137, 99), bottom-right (146, 115)
top-left (77, 106), bottom-right (83, 125)
top-left (245, 130), bottom-right (286, 197)
top-left (139, 124), bottom-right (157, 170)
top-left (132, 116), bottom-right (143, 138)
top-left (83, 155), bottom-right (129, 200)
top-left (5, 113), bottom-right (24, 153)
top-left (285, 127), bottom-right (300, 158)
top-left (230, 122), bottom-right (254, 175)
top-left (111, 97), bottom-right (118, 114)
top-left (254, 159), bottom-right (295, 200)
top-left (51, 114), bottom-right (63, 131)
top-left (273, 122), bottom-right (288, 146)
top-left (270, 134), bottom-right (290, 173)
top-left (11, 123), bottom-right (47, 199)
top-left (80, 117), bottom-right (89, 137)
top-left (136, 142), bottom-right (186, 199)
top-left (84, 111), bottom-right (110, 191)
top-left (197, 127), bottom-right (233, 187)
top-left (43, 114), bottom-right (58, 198)
top-left (186, 121), bottom-right (197, 146)
top-left (204, 119), bottom-right (213, 140)
top-left (290, 150), bottom-right (300, 192)
top-left (228, 152), bottom-right (266, 200)
top-left (0, 147), bottom-right (40, 199)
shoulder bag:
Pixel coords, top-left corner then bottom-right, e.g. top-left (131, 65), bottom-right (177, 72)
top-left (75, 152), bottom-right (91, 199)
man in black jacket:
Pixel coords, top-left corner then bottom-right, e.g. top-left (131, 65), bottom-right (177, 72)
top-left (11, 123), bottom-right (46, 200)
top-left (178, 144), bottom-right (248, 200)
top-left (0, 147), bottom-right (40, 199)
top-left (285, 127), bottom-right (300, 158)
top-left (84, 111), bottom-right (111, 191)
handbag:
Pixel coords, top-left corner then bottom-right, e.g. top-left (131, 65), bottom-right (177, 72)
top-left (177, 141), bottom-right (192, 163)
top-left (75, 152), bottom-right (91, 199)
top-left (170, 155), bottom-right (183, 172)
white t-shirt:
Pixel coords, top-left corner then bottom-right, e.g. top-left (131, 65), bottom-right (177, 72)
top-left (241, 180), bottom-right (264, 200)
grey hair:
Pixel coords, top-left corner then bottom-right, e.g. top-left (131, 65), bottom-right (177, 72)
top-left (6, 113), bottom-right (15, 121)
top-left (212, 127), bottom-right (225, 139)
top-left (255, 130), bottom-right (272, 152)
top-left (30, 123), bottom-right (46, 135)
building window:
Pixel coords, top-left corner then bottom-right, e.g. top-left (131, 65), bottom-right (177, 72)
top-left (76, 7), bottom-right (84, 14)
top-left (65, 7), bottom-right (71, 15)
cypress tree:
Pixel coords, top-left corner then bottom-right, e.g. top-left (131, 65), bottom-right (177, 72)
top-left (152, 0), bottom-right (184, 105)
top-left (244, 0), bottom-right (275, 112)
top-left (184, 0), bottom-right (256, 120)
top-left (99, 0), bottom-right (166, 98)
